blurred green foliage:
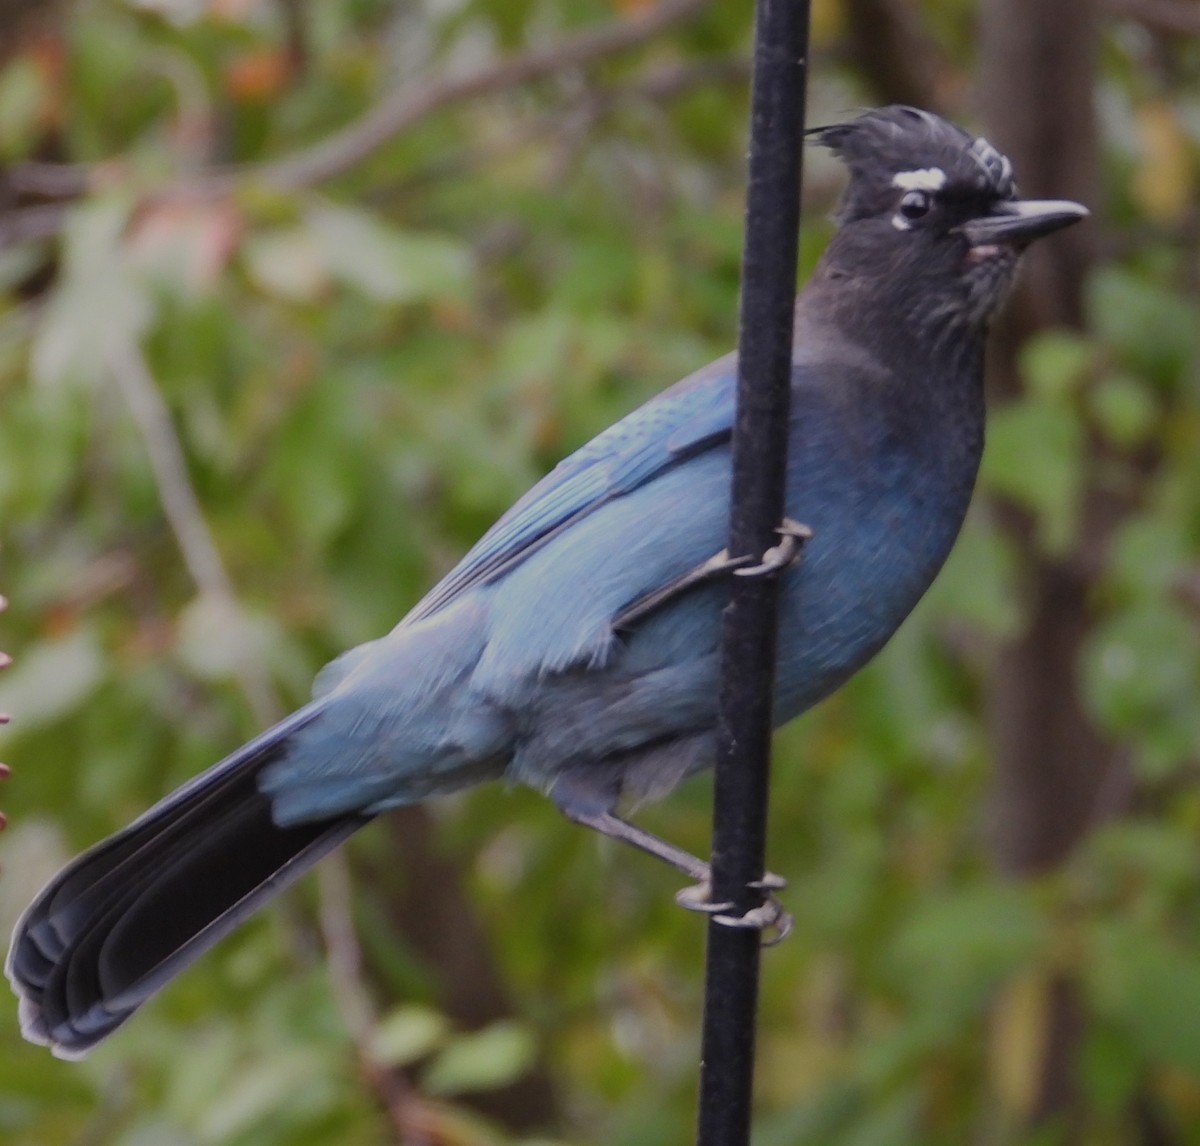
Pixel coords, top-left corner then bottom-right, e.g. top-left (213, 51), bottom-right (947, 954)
top-left (0, 1), bottom-right (1199, 1144)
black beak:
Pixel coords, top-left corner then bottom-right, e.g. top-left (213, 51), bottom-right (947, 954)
top-left (960, 198), bottom-right (1089, 249)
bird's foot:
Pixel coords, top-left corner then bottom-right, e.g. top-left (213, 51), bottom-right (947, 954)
top-left (734, 518), bottom-right (812, 578)
top-left (675, 872), bottom-right (792, 946)
top-left (674, 880), bottom-right (734, 915)
top-left (613, 521), bottom-right (810, 633)
top-left (713, 898), bottom-right (794, 946)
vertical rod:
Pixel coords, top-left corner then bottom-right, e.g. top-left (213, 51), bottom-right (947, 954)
top-left (695, 1), bottom-right (809, 1143)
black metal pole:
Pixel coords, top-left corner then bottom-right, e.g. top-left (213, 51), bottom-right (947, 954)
top-left (695, 2), bottom-right (809, 1143)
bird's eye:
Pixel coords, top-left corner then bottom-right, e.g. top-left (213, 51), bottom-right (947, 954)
top-left (898, 190), bottom-right (932, 220)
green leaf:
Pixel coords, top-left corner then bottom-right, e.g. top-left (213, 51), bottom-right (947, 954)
top-left (1081, 601), bottom-right (1200, 776)
top-left (0, 57), bottom-right (45, 158)
top-left (305, 204), bottom-right (472, 305)
top-left (1019, 329), bottom-right (1094, 402)
top-left (1079, 1022), bottom-right (1141, 1117)
top-left (979, 398), bottom-right (1084, 554)
top-left (29, 197), bottom-right (150, 390)
top-left (1080, 820), bottom-right (1200, 906)
top-left (369, 1006), bottom-right (449, 1068)
top-left (174, 595), bottom-right (280, 684)
top-left (1108, 514), bottom-right (1191, 599)
top-left (422, 1021), bottom-right (536, 1096)
top-left (843, 1090), bottom-right (922, 1146)
top-left (889, 885), bottom-right (1044, 1018)
top-left (242, 227), bottom-right (329, 303)
top-left (195, 1051), bottom-right (327, 1142)
top-left (1087, 372), bottom-right (1158, 448)
top-left (924, 514), bottom-right (1021, 638)
top-left (1087, 920), bottom-right (1200, 1074)
top-left (114, 1121), bottom-right (195, 1146)
top-left (0, 627), bottom-right (105, 729)
top-left (1088, 264), bottom-right (1200, 388)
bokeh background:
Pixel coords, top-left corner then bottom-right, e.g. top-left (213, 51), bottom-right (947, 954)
top-left (0, 1), bottom-right (1198, 1143)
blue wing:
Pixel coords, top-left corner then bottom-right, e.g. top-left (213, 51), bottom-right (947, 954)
top-left (404, 352), bottom-right (738, 625)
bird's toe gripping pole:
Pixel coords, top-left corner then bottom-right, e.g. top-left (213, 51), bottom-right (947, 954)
top-left (614, 518), bottom-right (811, 633)
top-left (558, 801), bottom-right (794, 948)
top-left (734, 518), bottom-right (811, 577)
top-left (676, 875), bottom-right (793, 946)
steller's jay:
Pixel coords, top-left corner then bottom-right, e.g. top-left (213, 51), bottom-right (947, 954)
top-left (8, 106), bottom-right (1086, 1057)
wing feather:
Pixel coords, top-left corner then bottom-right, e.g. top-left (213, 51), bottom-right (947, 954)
top-left (404, 353), bottom-right (737, 624)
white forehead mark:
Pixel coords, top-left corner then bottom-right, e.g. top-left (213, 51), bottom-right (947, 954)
top-left (892, 167), bottom-right (947, 192)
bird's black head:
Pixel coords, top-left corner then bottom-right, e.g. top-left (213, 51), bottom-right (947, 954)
top-left (809, 106), bottom-right (1087, 333)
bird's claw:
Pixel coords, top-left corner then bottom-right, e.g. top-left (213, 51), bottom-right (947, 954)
top-left (675, 881), bottom-right (735, 915)
top-left (695, 550), bottom-right (759, 579)
top-left (749, 873), bottom-right (787, 891)
top-left (734, 518), bottom-right (812, 578)
top-left (713, 900), bottom-right (794, 946)
top-left (675, 873), bottom-right (792, 945)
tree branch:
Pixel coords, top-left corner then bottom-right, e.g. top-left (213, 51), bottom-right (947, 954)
top-left (105, 339), bottom-right (283, 723)
top-left (2, 0), bottom-right (712, 252)
top-left (205, 0), bottom-right (711, 194)
top-left (105, 342), bottom-right (236, 606)
top-left (1108, 0), bottom-right (1200, 35)
top-left (104, 338), bottom-right (435, 1137)
top-left (362, 54), bottom-right (750, 207)
top-left (0, 203), bottom-right (71, 251)
top-left (317, 855), bottom-right (437, 1146)
top-left (976, 0), bottom-right (1124, 1133)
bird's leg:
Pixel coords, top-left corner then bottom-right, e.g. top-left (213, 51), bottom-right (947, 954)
top-left (559, 805), bottom-right (792, 943)
top-left (613, 550), bottom-right (755, 632)
top-left (561, 807), bottom-right (711, 881)
top-left (613, 518), bottom-right (811, 633)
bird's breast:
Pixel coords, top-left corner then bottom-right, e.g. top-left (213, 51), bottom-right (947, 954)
top-left (769, 381), bottom-right (983, 718)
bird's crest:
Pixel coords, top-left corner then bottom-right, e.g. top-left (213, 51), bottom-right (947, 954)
top-left (810, 106), bottom-right (1017, 224)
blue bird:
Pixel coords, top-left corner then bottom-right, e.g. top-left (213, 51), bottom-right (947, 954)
top-left (7, 106), bottom-right (1086, 1057)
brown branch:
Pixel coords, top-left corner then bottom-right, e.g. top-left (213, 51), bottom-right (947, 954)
top-left (318, 856), bottom-right (438, 1146)
top-left (976, 0), bottom-right (1138, 1137)
top-left (205, 0), bottom-right (711, 194)
top-left (104, 338), bottom-right (438, 1136)
top-left (105, 339), bottom-right (280, 724)
top-left (362, 809), bottom-right (562, 1132)
top-left (1, 0), bottom-right (711, 252)
top-left (1108, 0), bottom-right (1200, 35)
top-left (362, 54), bottom-right (750, 208)
top-left (0, 203), bottom-right (72, 250)
top-left (3, 160), bottom-right (91, 199)
top-left (0, 0), bottom-right (64, 66)
top-left (106, 342), bottom-right (236, 606)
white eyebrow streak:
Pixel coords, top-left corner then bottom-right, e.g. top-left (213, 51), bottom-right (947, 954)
top-left (892, 167), bottom-right (947, 192)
